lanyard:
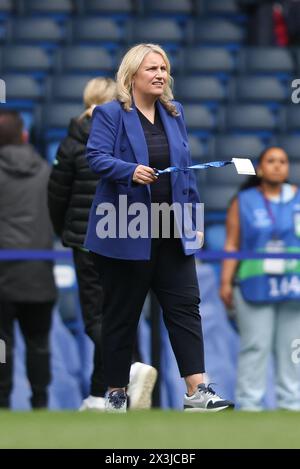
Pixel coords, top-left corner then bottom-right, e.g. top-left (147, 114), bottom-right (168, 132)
top-left (259, 187), bottom-right (283, 239)
top-left (154, 160), bottom-right (232, 176)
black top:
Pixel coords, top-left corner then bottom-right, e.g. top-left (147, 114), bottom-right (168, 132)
top-left (137, 107), bottom-right (172, 204)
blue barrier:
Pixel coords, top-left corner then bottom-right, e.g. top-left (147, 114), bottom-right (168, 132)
top-left (1, 249), bottom-right (300, 260)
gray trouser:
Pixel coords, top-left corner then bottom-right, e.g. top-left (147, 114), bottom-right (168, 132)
top-left (234, 287), bottom-right (300, 411)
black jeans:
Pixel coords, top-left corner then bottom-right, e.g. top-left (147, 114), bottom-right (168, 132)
top-left (92, 238), bottom-right (205, 388)
top-left (0, 301), bottom-right (53, 408)
top-left (73, 248), bottom-right (141, 397)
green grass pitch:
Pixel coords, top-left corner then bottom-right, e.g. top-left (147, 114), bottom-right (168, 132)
top-left (0, 410), bottom-right (299, 449)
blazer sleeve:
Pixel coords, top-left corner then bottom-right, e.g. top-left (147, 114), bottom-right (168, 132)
top-left (86, 105), bottom-right (138, 185)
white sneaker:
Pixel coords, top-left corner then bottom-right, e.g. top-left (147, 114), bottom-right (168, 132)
top-left (79, 395), bottom-right (106, 411)
top-left (127, 362), bottom-right (157, 410)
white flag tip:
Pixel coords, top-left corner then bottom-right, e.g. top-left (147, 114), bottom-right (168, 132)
top-left (231, 158), bottom-right (256, 175)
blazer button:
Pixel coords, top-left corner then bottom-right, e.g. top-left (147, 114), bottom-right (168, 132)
top-left (120, 145), bottom-right (126, 152)
top-left (183, 169), bottom-right (188, 174)
top-left (183, 189), bottom-right (188, 195)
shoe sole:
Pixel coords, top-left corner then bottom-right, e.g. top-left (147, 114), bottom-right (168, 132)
top-left (129, 367), bottom-right (158, 410)
top-left (184, 405), bottom-right (231, 412)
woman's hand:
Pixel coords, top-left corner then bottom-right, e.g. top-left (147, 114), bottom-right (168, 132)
top-left (220, 283), bottom-right (234, 309)
top-left (132, 165), bottom-right (158, 185)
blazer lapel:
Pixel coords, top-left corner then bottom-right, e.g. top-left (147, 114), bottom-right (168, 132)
top-left (156, 101), bottom-right (182, 186)
top-left (122, 105), bottom-right (149, 167)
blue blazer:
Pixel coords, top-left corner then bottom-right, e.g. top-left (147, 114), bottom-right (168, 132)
top-left (84, 99), bottom-right (201, 260)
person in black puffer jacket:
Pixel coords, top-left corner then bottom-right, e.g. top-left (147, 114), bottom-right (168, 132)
top-left (0, 110), bottom-right (57, 409)
top-left (48, 77), bottom-right (117, 409)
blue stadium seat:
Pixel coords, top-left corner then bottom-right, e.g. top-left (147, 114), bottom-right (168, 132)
top-left (277, 135), bottom-right (300, 160)
top-left (188, 134), bottom-right (208, 161)
top-left (183, 104), bottom-right (217, 131)
top-left (283, 105), bottom-right (300, 133)
top-left (212, 135), bottom-right (265, 162)
top-left (2, 46), bottom-right (52, 73)
top-left (2, 74), bottom-right (42, 101)
top-left (196, 0), bottom-right (240, 16)
top-left (288, 162), bottom-right (300, 185)
top-left (183, 47), bottom-right (235, 74)
top-left (193, 19), bottom-right (244, 44)
top-left (58, 46), bottom-right (115, 74)
top-left (0, 0), bottom-right (12, 16)
top-left (294, 49), bottom-right (300, 74)
top-left (224, 105), bottom-right (278, 132)
top-left (72, 18), bottom-right (124, 45)
top-left (79, 0), bottom-right (136, 16)
top-left (129, 18), bottom-right (184, 45)
top-left (238, 47), bottom-right (294, 75)
top-left (202, 185), bottom-right (237, 211)
top-left (143, 0), bottom-right (193, 16)
top-left (12, 18), bottom-right (66, 44)
top-left (20, 0), bottom-right (73, 16)
top-left (42, 102), bottom-right (84, 132)
top-left (49, 75), bottom-right (94, 102)
top-left (175, 76), bottom-right (226, 102)
top-left (232, 77), bottom-right (288, 103)
top-left (206, 162), bottom-right (248, 186)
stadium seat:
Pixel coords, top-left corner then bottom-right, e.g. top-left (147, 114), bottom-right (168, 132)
top-left (77, 0), bottom-right (135, 16)
top-left (12, 18), bottom-right (66, 44)
top-left (238, 47), bottom-right (294, 75)
top-left (129, 18), bottom-right (184, 45)
top-left (2, 46), bottom-right (52, 73)
top-left (183, 104), bottom-right (217, 131)
top-left (183, 47), bottom-right (235, 74)
top-left (202, 185), bottom-right (237, 211)
top-left (224, 105), bottom-right (278, 132)
top-left (57, 46), bottom-right (115, 74)
top-left (0, 0), bottom-right (12, 16)
top-left (212, 135), bottom-right (265, 162)
top-left (206, 162), bottom-right (248, 186)
top-left (196, 0), bottom-right (240, 16)
top-left (188, 134), bottom-right (208, 161)
top-left (175, 76), bottom-right (226, 102)
top-left (72, 18), bottom-right (124, 45)
top-left (277, 135), bottom-right (300, 160)
top-left (49, 75), bottom-right (95, 102)
top-left (143, 0), bottom-right (193, 16)
top-left (288, 162), bottom-right (300, 185)
top-left (232, 77), bottom-right (288, 103)
top-left (283, 105), bottom-right (300, 133)
top-left (193, 19), bottom-right (244, 44)
top-left (2, 74), bottom-right (42, 101)
top-left (42, 102), bottom-right (84, 131)
top-left (19, 0), bottom-right (73, 16)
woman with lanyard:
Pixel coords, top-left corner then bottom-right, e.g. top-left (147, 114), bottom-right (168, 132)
top-left (85, 43), bottom-right (234, 412)
top-left (220, 146), bottom-right (300, 411)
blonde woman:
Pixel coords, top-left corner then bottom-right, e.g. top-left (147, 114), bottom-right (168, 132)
top-left (48, 77), bottom-right (156, 411)
top-left (85, 44), bottom-right (234, 412)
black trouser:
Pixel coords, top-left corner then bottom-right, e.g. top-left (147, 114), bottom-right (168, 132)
top-left (73, 248), bottom-right (142, 397)
top-left (92, 238), bottom-right (205, 388)
top-left (0, 301), bottom-right (53, 408)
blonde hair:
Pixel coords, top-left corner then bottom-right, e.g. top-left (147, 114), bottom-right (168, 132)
top-left (116, 43), bottom-right (179, 117)
top-left (81, 77), bottom-right (117, 118)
